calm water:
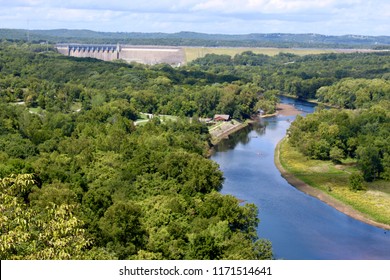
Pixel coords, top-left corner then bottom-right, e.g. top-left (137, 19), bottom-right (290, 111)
top-left (211, 96), bottom-right (390, 260)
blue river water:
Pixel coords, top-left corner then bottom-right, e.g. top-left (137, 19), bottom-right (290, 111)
top-left (211, 96), bottom-right (390, 260)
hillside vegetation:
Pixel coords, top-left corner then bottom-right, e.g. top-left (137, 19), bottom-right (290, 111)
top-left (1, 40), bottom-right (390, 259)
top-left (0, 42), bottom-right (272, 260)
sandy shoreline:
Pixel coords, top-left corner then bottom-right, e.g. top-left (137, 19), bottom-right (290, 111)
top-left (275, 140), bottom-right (390, 230)
top-left (261, 103), bottom-right (303, 118)
top-left (276, 103), bottom-right (303, 116)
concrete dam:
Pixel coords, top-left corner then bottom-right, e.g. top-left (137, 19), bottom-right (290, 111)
top-left (56, 44), bottom-right (185, 66)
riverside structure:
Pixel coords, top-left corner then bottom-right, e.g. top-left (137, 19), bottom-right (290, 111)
top-left (56, 44), bottom-right (185, 66)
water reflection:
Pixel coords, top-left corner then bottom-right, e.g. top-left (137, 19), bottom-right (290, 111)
top-left (212, 126), bottom-right (252, 152)
top-left (213, 121), bottom-right (269, 153)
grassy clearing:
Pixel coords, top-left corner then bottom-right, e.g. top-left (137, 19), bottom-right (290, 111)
top-left (158, 115), bottom-right (179, 122)
top-left (279, 138), bottom-right (390, 225)
top-left (27, 102), bottom-right (82, 115)
top-left (135, 113), bottom-right (179, 126)
top-left (28, 107), bottom-right (43, 114)
top-left (70, 102), bottom-right (82, 112)
top-left (184, 47), bottom-right (333, 63)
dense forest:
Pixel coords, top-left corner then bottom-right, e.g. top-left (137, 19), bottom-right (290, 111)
top-left (190, 51), bottom-right (390, 100)
top-left (0, 41), bottom-right (271, 260)
top-left (1, 41), bottom-right (389, 259)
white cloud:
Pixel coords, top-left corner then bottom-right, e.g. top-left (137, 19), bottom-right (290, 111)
top-left (0, 0), bottom-right (388, 35)
top-left (192, 0), bottom-right (339, 14)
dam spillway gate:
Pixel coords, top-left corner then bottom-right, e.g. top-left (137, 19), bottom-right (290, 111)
top-left (56, 44), bottom-right (185, 66)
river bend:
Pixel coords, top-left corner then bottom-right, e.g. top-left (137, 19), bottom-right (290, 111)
top-left (211, 96), bottom-right (390, 260)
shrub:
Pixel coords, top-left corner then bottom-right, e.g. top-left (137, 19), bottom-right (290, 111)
top-left (349, 173), bottom-right (366, 191)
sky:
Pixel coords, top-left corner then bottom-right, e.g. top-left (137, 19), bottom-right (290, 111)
top-left (0, 0), bottom-right (389, 36)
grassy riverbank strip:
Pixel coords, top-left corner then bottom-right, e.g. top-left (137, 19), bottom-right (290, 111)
top-left (275, 138), bottom-right (390, 230)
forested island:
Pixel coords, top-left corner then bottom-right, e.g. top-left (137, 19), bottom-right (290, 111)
top-left (1, 40), bottom-right (389, 259)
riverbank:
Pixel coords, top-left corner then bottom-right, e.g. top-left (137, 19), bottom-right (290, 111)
top-left (209, 119), bottom-right (249, 145)
top-left (275, 103), bottom-right (303, 116)
top-left (210, 103), bottom-right (302, 145)
top-left (261, 103), bottom-right (304, 118)
top-left (275, 138), bottom-right (390, 230)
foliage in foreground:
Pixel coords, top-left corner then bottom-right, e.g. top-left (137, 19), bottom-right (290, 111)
top-left (0, 174), bottom-right (91, 259)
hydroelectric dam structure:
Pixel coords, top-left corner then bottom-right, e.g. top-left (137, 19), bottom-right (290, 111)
top-left (56, 44), bottom-right (185, 66)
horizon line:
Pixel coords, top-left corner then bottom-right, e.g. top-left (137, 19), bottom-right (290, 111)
top-left (1, 28), bottom-right (390, 38)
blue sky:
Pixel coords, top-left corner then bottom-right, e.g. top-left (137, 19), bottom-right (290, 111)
top-left (0, 0), bottom-right (389, 36)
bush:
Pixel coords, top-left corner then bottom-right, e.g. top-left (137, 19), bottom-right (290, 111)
top-left (349, 173), bottom-right (366, 191)
top-left (330, 146), bottom-right (345, 164)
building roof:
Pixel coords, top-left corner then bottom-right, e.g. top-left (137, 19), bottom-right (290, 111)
top-left (214, 114), bottom-right (230, 121)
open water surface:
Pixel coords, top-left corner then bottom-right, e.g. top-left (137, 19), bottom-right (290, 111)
top-left (211, 96), bottom-right (390, 259)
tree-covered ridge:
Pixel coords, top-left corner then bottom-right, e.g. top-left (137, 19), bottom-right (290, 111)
top-left (0, 42), bottom-right (266, 119)
top-left (317, 78), bottom-right (390, 109)
top-left (1, 29), bottom-right (390, 48)
top-left (0, 42), bottom-right (273, 260)
top-left (192, 51), bottom-right (390, 99)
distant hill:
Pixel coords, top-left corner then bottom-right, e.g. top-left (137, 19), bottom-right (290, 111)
top-left (1, 28), bottom-right (389, 49)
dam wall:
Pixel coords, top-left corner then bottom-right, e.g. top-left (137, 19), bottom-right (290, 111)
top-left (56, 44), bottom-right (185, 66)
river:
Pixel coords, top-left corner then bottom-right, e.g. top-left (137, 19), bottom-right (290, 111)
top-left (210, 96), bottom-right (390, 260)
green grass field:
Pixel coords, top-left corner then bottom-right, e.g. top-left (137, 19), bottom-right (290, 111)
top-left (135, 113), bottom-right (179, 126)
top-left (278, 138), bottom-right (390, 225)
top-left (184, 47), bottom-right (333, 63)
top-left (28, 107), bottom-right (43, 114)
